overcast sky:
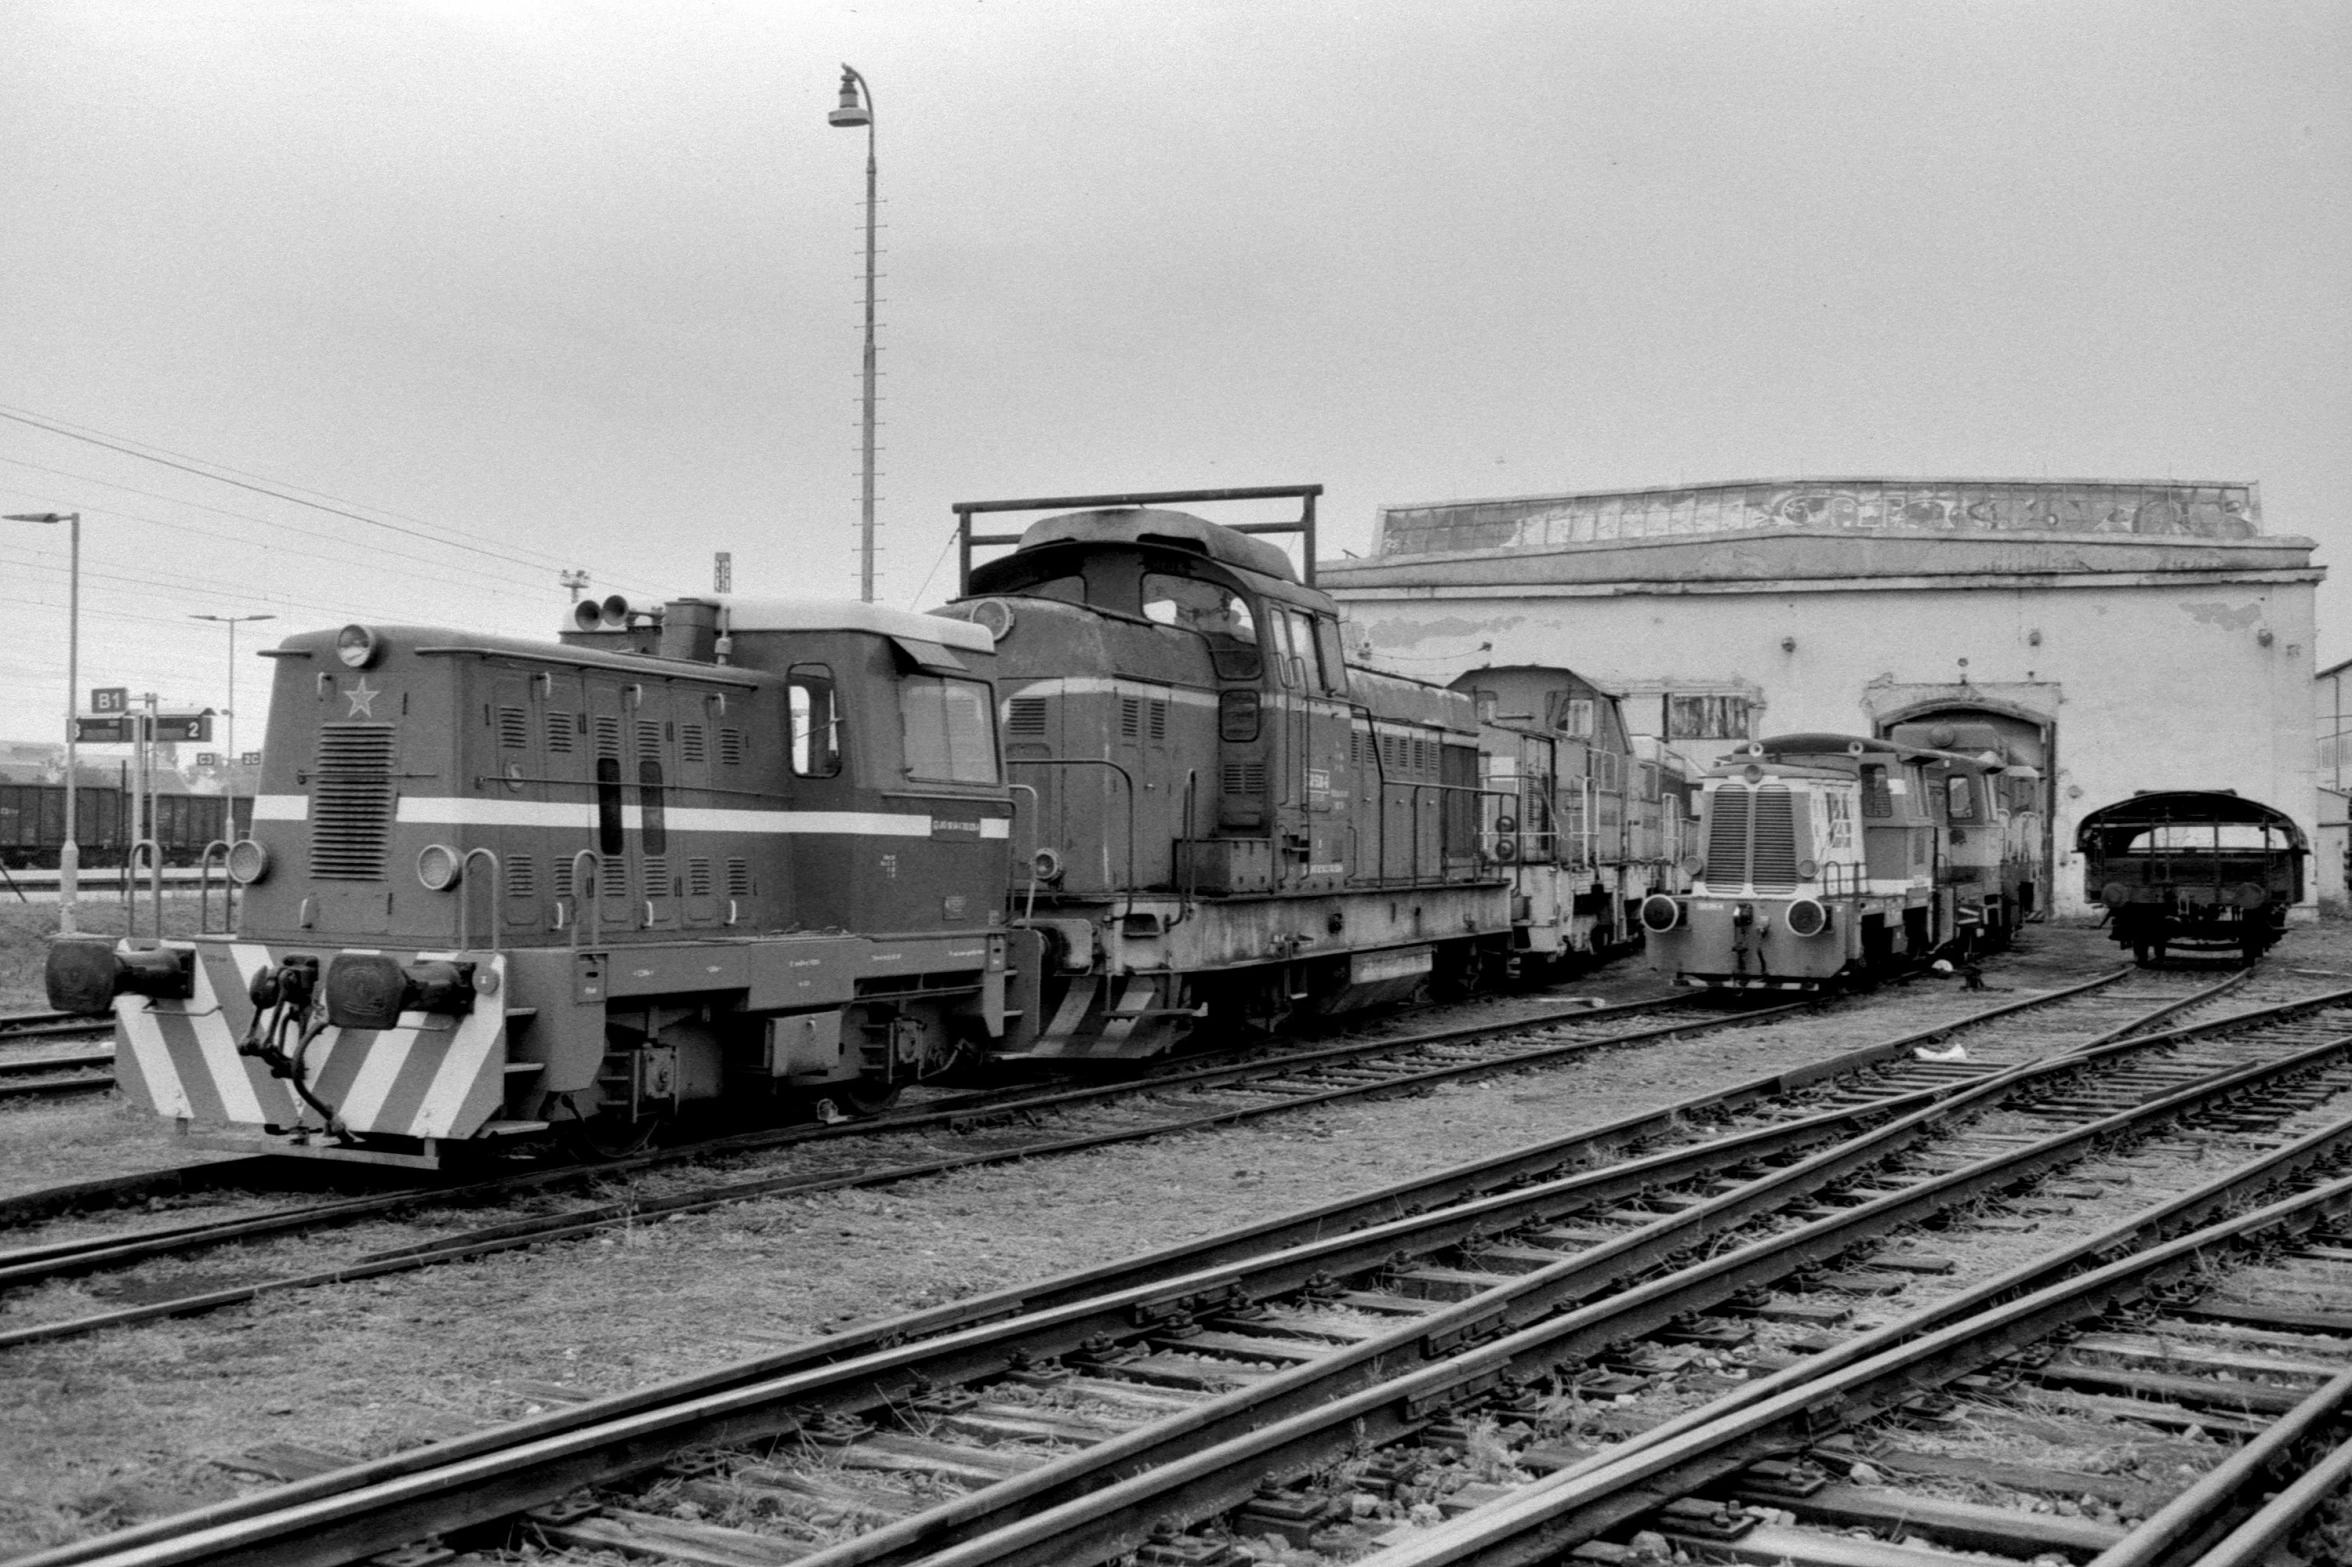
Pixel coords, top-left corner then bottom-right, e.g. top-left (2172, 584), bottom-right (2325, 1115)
top-left (2, 0), bottom-right (2345, 748)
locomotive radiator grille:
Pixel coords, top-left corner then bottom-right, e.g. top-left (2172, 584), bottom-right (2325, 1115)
top-left (1750, 787), bottom-right (1798, 892)
top-left (497, 706), bottom-right (528, 750)
top-left (687, 857), bottom-right (713, 896)
top-left (507, 855), bottom-right (537, 896)
top-left (1221, 762), bottom-right (1267, 795)
top-left (725, 857), bottom-right (751, 896)
top-left (309, 723), bottom-right (396, 880)
top-left (594, 717), bottom-right (622, 758)
top-left (718, 728), bottom-right (745, 766)
top-left (681, 724), bottom-right (706, 763)
top-left (1006, 697), bottom-right (1048, 736)
top-left (1704, 782), bottom-right (1800, 894)
top-left (547, 712), bottom-right (575, 753)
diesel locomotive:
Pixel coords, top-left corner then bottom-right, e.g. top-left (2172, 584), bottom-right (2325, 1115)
top-left (1639, 731), bottom-right (2043, 989)
top-left (1449, 665), bottom-right (1697, 970)
top-left (48, 487), bottom-right (1545, 1167)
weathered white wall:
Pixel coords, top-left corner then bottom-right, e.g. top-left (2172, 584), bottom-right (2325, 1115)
top-left (1339, 578), bottom-right (2320, 917)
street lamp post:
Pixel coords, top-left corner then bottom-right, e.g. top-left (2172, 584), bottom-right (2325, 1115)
top-left (5, 512), bottom-right (81, 933)
top-left (189, 613), bottom-right (275, 830)
top-left (828, 63), bottom-right (879, 603)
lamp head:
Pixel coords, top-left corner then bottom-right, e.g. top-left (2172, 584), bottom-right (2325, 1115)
top-left (828, 67), bottom-right (870, 127)
top-left (4, 512), bottom-right (72, 525)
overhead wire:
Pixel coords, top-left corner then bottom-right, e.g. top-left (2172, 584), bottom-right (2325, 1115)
top-left (0, 404), bottom-right (590, 577)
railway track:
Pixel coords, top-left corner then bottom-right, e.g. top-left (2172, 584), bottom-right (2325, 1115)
top-left (0, 987), bottom-right (1825, 1346)
top-left (16, 965), bottom-right (2306, 1567)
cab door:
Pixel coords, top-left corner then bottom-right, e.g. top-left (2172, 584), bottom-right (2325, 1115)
top-left (1270, 607), bottom-right (1352, 889)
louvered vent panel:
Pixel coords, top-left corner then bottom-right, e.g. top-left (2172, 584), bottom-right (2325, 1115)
top-left (309, 724), bottom-right (396, 880)
top-left (1221, 762), bottom-right (1267, 795)
top-left (554, 860), bottom-right (574, 899)
top-left (547, 713), bottom-right (575, 754)
top-left (719, 728), bottom-right (745, 765)
top-left (506, 856), bottom-right (537, 897)
top-left (1007, 698), bottom-right (1048, 736)
top-left (1750, 786), bottom-right (1799, 892)
top-left (688, 857), bottom-right (713, 896)
top-left (643, 858), bottom-right (667, 896)
top-left (681, 725), bottom-right (706, 763)
top-left (1119, 698), bottom-right (1142, 740)
top-left (1705, 784), bottom-right (1751, 891)
top-left (725, 858), bottom-right (751, 896)
top-left (637, 721), bottom-right (663, 757)
top-left (594, 717), bottom-right (622, 759)
top-left (497, 707), bottom-right (528, 750)
top-left (1148, 700), bottom-right (1167, 742)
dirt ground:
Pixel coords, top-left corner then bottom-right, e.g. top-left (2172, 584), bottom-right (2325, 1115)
top-left (0, 917), bottom-right (2344, 1552)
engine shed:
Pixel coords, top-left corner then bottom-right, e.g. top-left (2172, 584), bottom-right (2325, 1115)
top-left (1320, 477), bottom-right (2323, 919)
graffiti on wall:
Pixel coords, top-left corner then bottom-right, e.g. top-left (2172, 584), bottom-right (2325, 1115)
top-left (1376, 479), bottom-right (2262, 558)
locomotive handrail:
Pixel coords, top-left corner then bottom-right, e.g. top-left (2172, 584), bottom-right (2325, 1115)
top-left (1003, 783), bottom-right (1041, 923)
top-left (1006, 757), bottom-right (1137, 917)
top-left (566, 849), bottom-right (604, 949)
top-left (195, 839), bottom-right (233, 934)
top-left (456, 847), bottom-right (502, 954)
top-left (124, 838), bottom-right (166, 940)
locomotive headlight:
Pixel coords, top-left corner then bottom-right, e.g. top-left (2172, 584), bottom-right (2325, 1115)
top-left (1640, 894), bottom-right (1684, 932)
top-left (2101, 881), bottom-right (2129, 906)
top-left (416, 843), bottom-right (463, 891)
top-left (1796, 858), bottom-right (1819, 880)
top-left (1786, 897), bottom-right (1831, 937)
top-left (1680, 854), bottom-right (1704, 879)
top-left (1031, 847), bottom-right (1065, 884)
top-left (335, 624), bottom-right (381, 668)
top-left (225, 838), bottom-right (271, 886)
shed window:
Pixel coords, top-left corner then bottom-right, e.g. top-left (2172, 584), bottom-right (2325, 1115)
top-left (1667, 694), bottom-right (1752, 741)
top-left (789, 665), bottom-right (841, 778)
top-left (903, 677), bottom-right (998, 784)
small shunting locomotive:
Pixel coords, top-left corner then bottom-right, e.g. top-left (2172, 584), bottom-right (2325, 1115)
top-left (1640, 731), bottom-right (2044, 990)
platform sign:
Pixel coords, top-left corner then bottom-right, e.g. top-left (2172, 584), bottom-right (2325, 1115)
top-left (240, 751), bottom-right (261, 766)
top-left (152, 713), bottom-right (212, 743)
top-left (196, 753), bottom-right (219, 768)
top-left (90, 687), bottom-right (127, 714)
top-left (73, 711), bottom-right (212, 743)
top-left (74, 716), bottom-right (131, 743)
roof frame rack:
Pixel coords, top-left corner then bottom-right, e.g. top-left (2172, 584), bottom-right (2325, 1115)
top-left (951, 484), bottom-right (1323, 596)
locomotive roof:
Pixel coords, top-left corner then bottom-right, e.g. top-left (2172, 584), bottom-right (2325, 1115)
top-left (2078, 790), bottom-right (2305, 836)
top-left (704, 596), bottom-right (997, 652)
top-left (1006, 507), bottom-right (1301, 586)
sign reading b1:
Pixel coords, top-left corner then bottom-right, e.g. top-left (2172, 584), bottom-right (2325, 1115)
top-left (90, 687), bottom-right (128, 714)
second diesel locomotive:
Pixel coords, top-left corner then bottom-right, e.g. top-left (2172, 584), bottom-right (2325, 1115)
top-left (51, 488), bottom-right (1545, 1166)
top-left (1640, 731), bottom-right (2043, 989)
top-left (1450, 665), bottom-right (1697, 972)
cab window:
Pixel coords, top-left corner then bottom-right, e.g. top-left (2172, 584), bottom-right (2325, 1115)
top-left (1860, 763), bottom-right (1893, 818)
top-left (903, 676), bottom-right (999, 784)
top-left (1142, 573), bottom-right (1255, 646)
top-left (790, 665), bottom-right (842, 778)
top-left (1946, 775), bottom-right (1976, 820)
